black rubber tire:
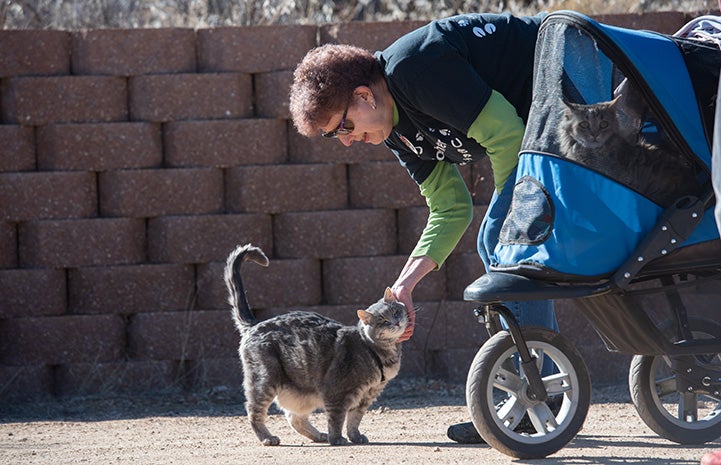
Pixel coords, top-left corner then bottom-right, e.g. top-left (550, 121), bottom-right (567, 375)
top-left (466, 326), bottom-right (591, 459)
top-left (629, 317), bottom-right (721, 444)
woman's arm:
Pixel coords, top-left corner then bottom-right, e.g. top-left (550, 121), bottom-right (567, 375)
top-left (466, 89), bottom-right (525, 193)
top-left (392, 161), bottom-right (474, 341)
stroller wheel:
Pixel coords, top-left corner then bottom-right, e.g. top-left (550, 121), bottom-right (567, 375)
top-left (629, 317), bottom-right (721, 444)
top-left (465, 326), bottom-right (591, 459)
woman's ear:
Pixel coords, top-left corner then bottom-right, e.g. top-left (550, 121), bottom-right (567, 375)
top-left (354, 86), bottom-right (376, 110)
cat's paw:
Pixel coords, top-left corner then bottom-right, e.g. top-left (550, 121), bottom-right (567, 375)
top-left (261, 435), bottom-right (281, 446)
top-left (349, 432), bottom-right (368, 444)
top-left (313, 432), bottom-right (328, 443)
top-left (328, 435), bottom-right (349, 446)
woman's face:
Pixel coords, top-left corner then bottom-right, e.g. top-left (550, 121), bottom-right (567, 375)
top-left (320, 88), bottom-right (392, 146)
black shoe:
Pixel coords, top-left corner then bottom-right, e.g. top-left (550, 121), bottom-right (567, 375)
top-left (515, 395), bottom-right (564, 434)
top-left (448, 397), bottom-right (563, 442)
top-left (446, 421), bottom-right (486, 444)
top-left (514, 413), bottom-right (536, 434)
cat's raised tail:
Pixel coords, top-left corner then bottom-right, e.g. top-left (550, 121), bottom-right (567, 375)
top-left (225, 244), bottom-right (269, 330)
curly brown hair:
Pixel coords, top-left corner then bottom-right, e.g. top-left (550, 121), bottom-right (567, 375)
top-left (289, 44), bottom-right (384, 137)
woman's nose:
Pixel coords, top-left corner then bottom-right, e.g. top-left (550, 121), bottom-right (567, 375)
top-left (338, 134), bottom-right (354, 147)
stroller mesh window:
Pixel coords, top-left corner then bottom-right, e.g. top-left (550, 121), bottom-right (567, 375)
top-left (522, 20), bottom-right (703, 207)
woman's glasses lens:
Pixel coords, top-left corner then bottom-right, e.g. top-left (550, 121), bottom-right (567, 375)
top-left (322, 107), bottom-right (353, 138)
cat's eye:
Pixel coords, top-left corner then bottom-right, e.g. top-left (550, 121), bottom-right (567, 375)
top-left (580, 121), bottom-right (590, 129)
top-left (599, 121), bottom-right (609, 129)
top-left (382, 319), bottom-right (392, 326)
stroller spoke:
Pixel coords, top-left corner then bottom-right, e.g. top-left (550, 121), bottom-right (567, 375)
top-left (655, 375), bottom-right (678, 398)
top-left (496, 395), bottom-right (526, 430)
top-left (493, 366), bottom-right (524, 396)
top-left (527, 402), bottom-right (559, 434)
top-left (543, 372), bottom-right (572, 397)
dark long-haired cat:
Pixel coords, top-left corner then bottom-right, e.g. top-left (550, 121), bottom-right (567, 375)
top-left (225, 244), bottom-right (408, 446)
top-left (557, 96), bottom-right (698, 206)
top-left (558, 96), bottom-right (630, 163)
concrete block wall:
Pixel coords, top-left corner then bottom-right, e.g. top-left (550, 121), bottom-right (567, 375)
top-left (0, 10), bottom-right (717, 402)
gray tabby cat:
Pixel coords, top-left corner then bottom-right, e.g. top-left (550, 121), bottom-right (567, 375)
top-left (225, 244), bottom-right (408, 446)
top-left (557, 96), bottom-right (698, 206)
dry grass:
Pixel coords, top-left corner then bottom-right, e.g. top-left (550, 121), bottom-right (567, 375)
top-left (1, 0), bottom-right (717, 29)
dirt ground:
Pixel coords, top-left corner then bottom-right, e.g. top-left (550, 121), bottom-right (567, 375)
top-left (1, 378), bottom-right (718, 465)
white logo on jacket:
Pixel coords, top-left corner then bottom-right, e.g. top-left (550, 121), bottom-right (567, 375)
top-left (472, 23), bottom-right (497, 38)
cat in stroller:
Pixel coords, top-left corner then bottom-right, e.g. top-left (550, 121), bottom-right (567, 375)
top-left (557, 91), bottom-right (699, 206)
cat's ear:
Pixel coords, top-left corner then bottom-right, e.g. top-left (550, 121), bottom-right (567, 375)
top-left (383, 287), bottom-right (397, 302)
top-left (558, 97), bottom-right (573, 117)
top-left (357, 309), bottom-right (373, 324)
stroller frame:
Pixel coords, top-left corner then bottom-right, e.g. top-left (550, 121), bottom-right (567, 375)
top-left (464, 187), bottom-right (721, 459)
top-left (461, 11), bottom-right (721, 459)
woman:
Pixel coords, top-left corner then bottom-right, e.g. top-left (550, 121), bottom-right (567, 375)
top-left (289, 11), bottom-right (558, 444)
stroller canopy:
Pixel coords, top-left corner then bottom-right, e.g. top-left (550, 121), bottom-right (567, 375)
top-left (492, 11), bottom-right (721, 281)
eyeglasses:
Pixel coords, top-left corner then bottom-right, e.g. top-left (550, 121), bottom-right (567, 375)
top-left (321, 106), bottom-right (354, 138)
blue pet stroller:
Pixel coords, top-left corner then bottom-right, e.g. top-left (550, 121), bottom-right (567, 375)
top-left (463, 11), bottom-right (721, 458)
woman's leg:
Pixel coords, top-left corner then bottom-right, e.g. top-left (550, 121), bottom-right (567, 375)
top-left (449, 168), bottom-right (561, 445)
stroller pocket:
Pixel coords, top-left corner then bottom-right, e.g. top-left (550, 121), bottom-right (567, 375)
top-left (499, 175), bottom-right (554, 246)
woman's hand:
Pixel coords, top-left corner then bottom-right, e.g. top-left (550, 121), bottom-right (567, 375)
top-left (391, 255), bottom-right (437, 343)
top-left (393, 285), bottom-right (416, 342)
